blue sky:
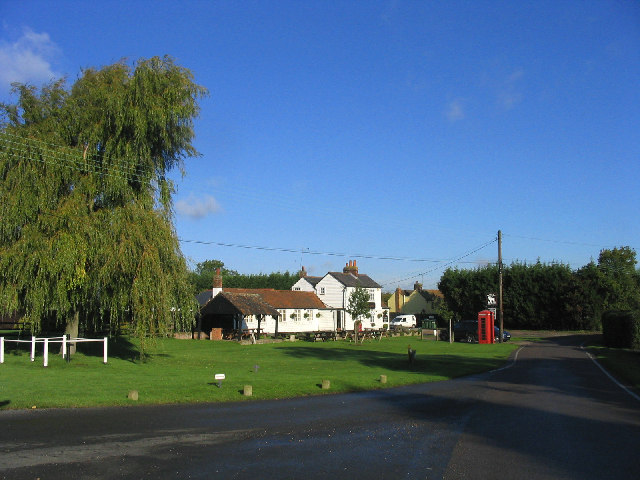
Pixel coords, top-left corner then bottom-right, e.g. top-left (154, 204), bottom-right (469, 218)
top-left (2, 1), bottom-right (639, 290)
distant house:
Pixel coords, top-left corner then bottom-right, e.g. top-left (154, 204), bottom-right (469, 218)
top-left (223, 288), bottom-right (331, 334)
top-left (197, 269), bottom-right (331, 336)
top-left (388, 282), bottom-right (443, 323)
top-left (292, 260), bottom-right (389, 331)
top-left (198, 262), bottom-right (389, 337)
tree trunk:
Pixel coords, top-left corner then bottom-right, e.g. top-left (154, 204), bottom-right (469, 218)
top-left (61, 310), bottom-right (79, 355)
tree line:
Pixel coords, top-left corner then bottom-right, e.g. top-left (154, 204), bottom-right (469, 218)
top-left (437, 247), bottom-right (640, 330)
top-left (189, 259), bottom-right (298, 294)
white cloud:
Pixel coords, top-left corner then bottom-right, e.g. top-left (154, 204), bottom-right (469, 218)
top-left (175, 195), bottom-right (222, 219)
top-left (498, 91), bottom-right (523, 110)
top-left (507, 68), bottom-right (524, 83)
top-left (0, 27), bottom-right (61, 94)
top-left (497, 68), bottom-right (524, 110)
top-left (445, 99), bottom-right (465, 122)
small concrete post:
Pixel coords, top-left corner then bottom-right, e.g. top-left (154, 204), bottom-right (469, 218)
top-left (243, 385), bottom-right (253, 396)
top-left (103, 337), bottom-right (108, 364)
top-left (321, 379), bottom-right (330, 390)
top-left (128, 390), bottom-right (139, 401)
top-left (31, 336), bottom-right (36, 362)
top-left (380, 375), bottom-right (387, 384)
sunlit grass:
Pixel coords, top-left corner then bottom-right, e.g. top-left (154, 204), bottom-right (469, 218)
top-left (0, 336), bottom-right (517, 410)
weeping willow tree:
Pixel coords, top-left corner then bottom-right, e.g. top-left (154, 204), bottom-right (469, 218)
top-left (0, 56), bottom-right (207, 354)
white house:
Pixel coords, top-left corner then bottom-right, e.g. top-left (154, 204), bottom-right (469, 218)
top-left (223, 288), bottom-right (332, 334)
top-left (198, 269), bottom-right (332, 335)
top-left (292, 260), bottom-right (388, 331)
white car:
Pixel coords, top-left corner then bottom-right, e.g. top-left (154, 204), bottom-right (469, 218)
top-left (390, 314), bottom-right (417, 328)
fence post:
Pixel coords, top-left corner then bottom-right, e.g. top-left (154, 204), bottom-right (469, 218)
top-left (31, 336), bottom-right (36, 362)
top-left (103, 337), bottom-right (108, 364)
top-left (1, 337), bottom-right (4, 364)
top-left (43, 338), bottom-right (49, 367)
top-left (62, 334), bottom-right (67, 360)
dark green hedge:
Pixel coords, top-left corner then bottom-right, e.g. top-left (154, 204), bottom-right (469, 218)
top-left (602, 310), bottom-right (640, 349)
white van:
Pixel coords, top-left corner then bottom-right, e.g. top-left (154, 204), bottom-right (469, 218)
top-left (390, 314), bottom-right (417, 329)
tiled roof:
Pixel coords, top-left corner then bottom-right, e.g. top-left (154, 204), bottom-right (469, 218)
top-left (327, 272), bottom-right (381, 289)
top-left (200, 292), bottom-right (280, 317)
top-left (196, 290), bottom-right (213, 307)
top-left (301, 276), bottom-right (323, 287)
top-left (224, 288), bottom-right (328, 309)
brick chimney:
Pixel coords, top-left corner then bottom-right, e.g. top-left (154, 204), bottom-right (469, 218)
top-left (212, 268), bottom-right (223, 297)
top-left (414, 281), bottom-right (422, 291)
top-left (300, 266), bottom-right (307, 278)
top-left (343, 260), bottom-right (358, 276)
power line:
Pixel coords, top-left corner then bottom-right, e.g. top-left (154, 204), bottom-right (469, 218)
top-left (381, 237), bottom-right (498, 287)
top-left (179, 238), bottom-right (468, 263)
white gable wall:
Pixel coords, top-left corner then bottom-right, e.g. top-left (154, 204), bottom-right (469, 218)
top-left (291, 277), bottom-right (316, 292)
top-left (315, 275), bottom-right (346, 309)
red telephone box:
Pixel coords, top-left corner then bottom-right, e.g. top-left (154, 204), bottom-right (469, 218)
top-left (477, 310), bottom-right (495, 344)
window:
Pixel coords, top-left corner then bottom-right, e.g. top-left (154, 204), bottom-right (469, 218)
top-left (294, 287), bottom-right (301, 291)
top-left (369, 289), bottom-right (375, 301)
top-left (320, 287), bottom-right (325, 295)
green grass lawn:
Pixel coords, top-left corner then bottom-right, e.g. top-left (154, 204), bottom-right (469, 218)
top-left (0, 336), bottom-right (517, 410)
top-left (586, 341), bottom-right (640, 391)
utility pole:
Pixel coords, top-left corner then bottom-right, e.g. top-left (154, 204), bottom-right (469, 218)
top-left (498, 230), bottom-right (504, 342)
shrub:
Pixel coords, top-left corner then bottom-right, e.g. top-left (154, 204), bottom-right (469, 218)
top-left (602, 310), bottom-right (640, 349)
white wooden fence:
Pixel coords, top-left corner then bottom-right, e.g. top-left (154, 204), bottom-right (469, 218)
top-left (0, 336), bottom-right (108, 366)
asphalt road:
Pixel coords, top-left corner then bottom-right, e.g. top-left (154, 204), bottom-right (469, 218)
top-left (1, 335), bottom-right (638, 479)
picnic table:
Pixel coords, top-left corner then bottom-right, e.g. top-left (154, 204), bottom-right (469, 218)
top-left (303, 331), bottom-right (338, 342)
top-left (347, 329), bottom-right (386, 342)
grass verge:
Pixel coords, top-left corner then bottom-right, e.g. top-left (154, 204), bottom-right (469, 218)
top-left (585, 340), bottom-right (640, 391)
top-left (0, 336), bottom-right (517, 410)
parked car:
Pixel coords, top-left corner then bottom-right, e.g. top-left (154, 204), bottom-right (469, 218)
top-left (440, 319), bottom-right (511, 343)
top-left (390, 314), bottom-right (417, 329)
top-left (496, 327), bottom-right (511, 342)
top-left (453, 320), bottom-right (478, 342)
